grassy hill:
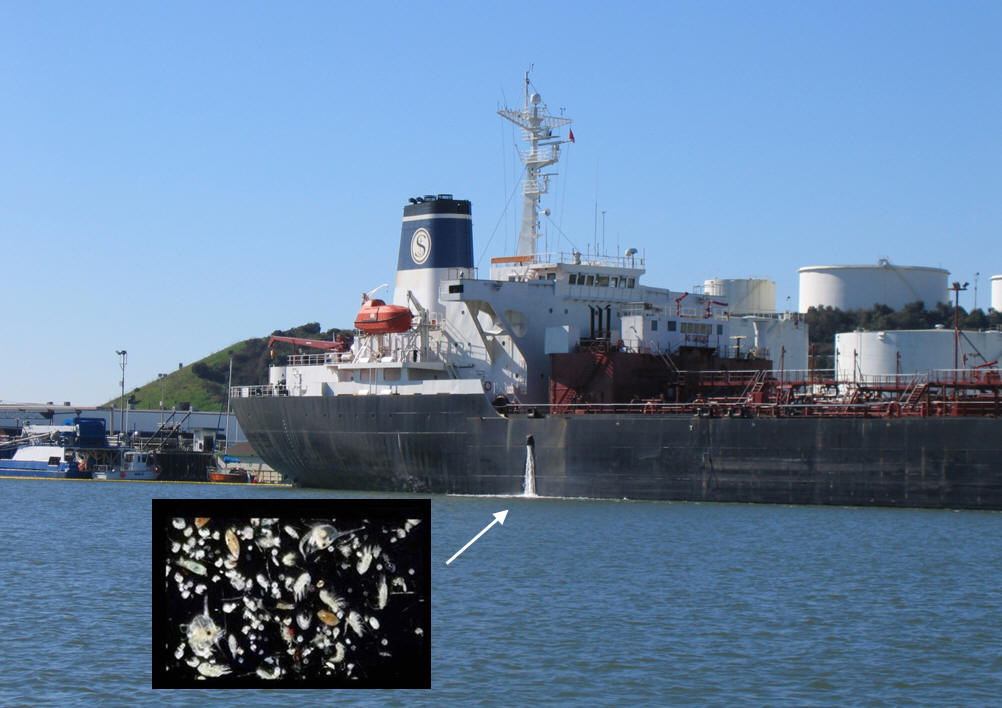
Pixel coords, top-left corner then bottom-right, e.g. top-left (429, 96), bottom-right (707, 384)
top-left (106, 323), bottom-right (352, 411)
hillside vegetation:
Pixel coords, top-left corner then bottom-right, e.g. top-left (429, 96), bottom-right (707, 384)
top-left (804, 302), bottom-right (1001, 367)
top-left (106, 323), bottom-right (352, 411)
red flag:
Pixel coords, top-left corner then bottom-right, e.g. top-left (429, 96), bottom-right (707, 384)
top-left (568, 129), bottom-right (575, 143)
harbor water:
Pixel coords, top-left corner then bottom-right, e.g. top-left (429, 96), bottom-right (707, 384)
top-left (1, 477), bottom-right (1000, 706)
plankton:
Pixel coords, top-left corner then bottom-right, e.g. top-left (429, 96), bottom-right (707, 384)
top-left (293, 572), bottom-right (311, 602)
top-left (186, 599), bottom-right (223, 658)
top-left (176, 558), bottom-right (207, 576)
top-left (319, 589), bottom-right (346, 615)
top-left (197, 662), bottom-right (231, 677)
top-left (317, 610), bottom-right (339, 626)
top-left (224, 528), bottom-right (240, 559)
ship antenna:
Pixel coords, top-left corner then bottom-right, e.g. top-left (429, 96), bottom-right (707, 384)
top-left (497, 69), bottom-right (572, 258)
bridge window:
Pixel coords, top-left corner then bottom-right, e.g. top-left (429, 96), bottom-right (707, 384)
top-left (597, 275), bottom-right (609, 287)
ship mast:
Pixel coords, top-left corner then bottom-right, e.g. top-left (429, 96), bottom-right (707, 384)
top-left (498, 71), bottom-right (573, 257)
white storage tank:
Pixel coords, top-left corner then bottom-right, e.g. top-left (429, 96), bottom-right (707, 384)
top-left (991, 275), bottom-right (1002, 313)
top-left (703, 278), bottom-right (776, 314)
top-left (835, 329), bottom-right (1002, 379)
top-left (798, 260), bottom-right (949, 313)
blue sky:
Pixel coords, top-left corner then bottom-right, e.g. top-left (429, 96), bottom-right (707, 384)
top-left (2, 1), bottom-right (1000, 405)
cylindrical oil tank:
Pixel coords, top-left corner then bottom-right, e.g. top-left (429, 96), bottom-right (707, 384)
top-left (798, 260), bottom-right (949, 313)
top-left (703, 278), bottom-right (776, 314)
top-left (991, 275), bottom-right (1002, 313)
top-left (834, 329), bottom-right (1002, 378)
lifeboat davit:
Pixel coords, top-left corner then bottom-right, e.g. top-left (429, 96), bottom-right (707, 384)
top-left (354, 299), bottom-right (413, 334)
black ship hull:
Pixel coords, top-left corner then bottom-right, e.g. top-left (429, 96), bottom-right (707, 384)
top-left (232, 394), bottom-right (1002, 510)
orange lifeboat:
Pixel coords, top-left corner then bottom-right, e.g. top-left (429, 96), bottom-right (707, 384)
top-left (354, 299), bottom-right (413, 334)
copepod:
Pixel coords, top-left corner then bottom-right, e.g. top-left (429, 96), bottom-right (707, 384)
top-left (293, 572), bottom-right (311, 602)
top-left (346, 610), bottom-right (365, 637)
top-left (296, 611), bottom-right (312, 630)
top-left (186, 598), bottom-right (224, 658)
top-left (194, 517), bottom-right (210, 528)
top-left (319, 589), bottom-right (346, 615)
top-left (375, 575), bottom-right (388, 609)
top-left (283, 524), bottom-right (300, 539)
top-left (298, 523), bottom-right (363, 559)
top-left (355, 546), bottom-right (374, 575)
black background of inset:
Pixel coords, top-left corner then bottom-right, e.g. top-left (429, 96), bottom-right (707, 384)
top-left (152, 498), bottom-right (431, 689)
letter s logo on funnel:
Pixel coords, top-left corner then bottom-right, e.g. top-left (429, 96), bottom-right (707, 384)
top-left (410, 228), bottom-right (431, 265)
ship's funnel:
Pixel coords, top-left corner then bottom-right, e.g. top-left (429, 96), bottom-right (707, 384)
top-left (393, 195), bottom-right (472, 313)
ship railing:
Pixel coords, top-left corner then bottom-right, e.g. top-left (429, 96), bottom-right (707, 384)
top-left (286, 352), bottom-right (346, 366)
top-left (231, 385), bottom-right (288, 398)
top-left (507, 398), bottom-right (1000, 418)
top-left (490, 251), bottom-right (645, 270)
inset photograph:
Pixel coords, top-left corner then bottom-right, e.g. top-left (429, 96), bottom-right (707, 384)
top-left (153, 498), bottom-right (430, 689)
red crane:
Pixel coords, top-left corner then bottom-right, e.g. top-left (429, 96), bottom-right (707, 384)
top-left (267, 334), bottom-right (350, 353)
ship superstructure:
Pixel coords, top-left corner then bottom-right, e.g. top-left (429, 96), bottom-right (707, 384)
top-left (245, 77), bottom-right (805, 408)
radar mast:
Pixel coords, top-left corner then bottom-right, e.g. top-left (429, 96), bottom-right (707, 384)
top-left (498, 70), bottom-right (573, 257)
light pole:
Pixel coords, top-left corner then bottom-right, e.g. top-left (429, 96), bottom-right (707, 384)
top-left (116, 350), bottom-right (127, 440)
top-left (158, 373), bottom-right (168, 425)
top-left (950, 282), bottom-right (968, 371)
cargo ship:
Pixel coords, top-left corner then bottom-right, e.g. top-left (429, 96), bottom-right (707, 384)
top-left (231, 75), bottom-right (1002, 509)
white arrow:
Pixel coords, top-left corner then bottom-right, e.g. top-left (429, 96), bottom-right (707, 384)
top-left (445, 510), bottom-right (509, 565)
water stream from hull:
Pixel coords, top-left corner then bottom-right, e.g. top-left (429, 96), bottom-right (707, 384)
top-left (523, 435), bottom-right (536, 497)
